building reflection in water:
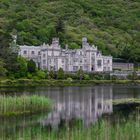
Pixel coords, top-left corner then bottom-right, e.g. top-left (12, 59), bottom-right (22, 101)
top-left (40, 86), bottom-right (113, 128)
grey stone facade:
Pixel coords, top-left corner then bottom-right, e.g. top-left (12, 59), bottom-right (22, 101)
top-left (19, 37), bottom-right (112, 72)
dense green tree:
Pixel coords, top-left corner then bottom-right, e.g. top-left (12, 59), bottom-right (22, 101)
top-left (27, 59), bottom-right (36, 73)
top-left (69, 43), bottom-right (80, 49)
top-left (0, 31), bottom-right (19, 76)
top-left (16, 57), bottom-right (28, 77)
top-left (0, 59), bottom-right (7, 77)
top-left (56, 18), bottom-right (65, 34)
top-left (49, 68), bottom-right (55, 79)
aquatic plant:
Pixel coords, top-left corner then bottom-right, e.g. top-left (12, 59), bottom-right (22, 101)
top-left (113, 98), bottom-right (140, 105)
top-left (0, 95), bottom-right (52, 116)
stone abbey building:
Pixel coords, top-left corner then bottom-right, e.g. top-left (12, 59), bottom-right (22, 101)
top-left (19, 38), bottom-right (112, 72)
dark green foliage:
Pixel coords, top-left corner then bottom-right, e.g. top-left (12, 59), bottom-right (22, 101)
top-left (0, 59), bottom-right (7, 77)
top-left (56, 18), bottom-right (65, 35)
top-left (69, 43), bottom-right (80, 49)
top-left (16, 57), bottom-right (28, 77)
top-left (57, 68), bottom-right (65, 79)
top-left (77, 68), bottom-right (84, 80)
top-left (0, 0), bottom-right (140, 62)
top-left (27, 59), bottom-right (36, 73)
top-left (36, 70), bottom-right (46, 79)
top-left (49, 68), bottom-right (55, 79)
top-left (0, 31), bottom-right (19, 75)
top-left (83, 74), bottom-right (90, 80)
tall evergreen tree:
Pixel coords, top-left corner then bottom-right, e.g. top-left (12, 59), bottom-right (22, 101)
top-left (57, 68), bottom-right (65, 79)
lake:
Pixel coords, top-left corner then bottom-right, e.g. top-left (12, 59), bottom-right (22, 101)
top-left (0, 85), bottom-right (140, 140)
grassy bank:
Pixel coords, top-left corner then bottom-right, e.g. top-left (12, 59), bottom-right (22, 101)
top-left (0, 95), bottom-right (52, 116)
top-left (0, 79), bottom-right (140, 87)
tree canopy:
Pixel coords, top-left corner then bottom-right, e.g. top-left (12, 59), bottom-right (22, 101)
top-left (0, 0), bottom-right (140, 62)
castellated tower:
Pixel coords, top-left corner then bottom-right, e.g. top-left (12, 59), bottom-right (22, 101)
top-left (52, 38), bottom-right (59, 47)
top-left (82, 37), bottom-right (88, 46)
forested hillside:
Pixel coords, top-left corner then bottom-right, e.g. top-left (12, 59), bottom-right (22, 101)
top-left (0, 0), bottom-right (140, 62)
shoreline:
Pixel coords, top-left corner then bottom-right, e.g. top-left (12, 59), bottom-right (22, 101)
top-left (0, 79), bottom-right (140, 87)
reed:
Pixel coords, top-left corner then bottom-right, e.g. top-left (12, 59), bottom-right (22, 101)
top-left (0, 95), bottom-right (52, 116)
top-left (1, 115), bottom-right (140, 140)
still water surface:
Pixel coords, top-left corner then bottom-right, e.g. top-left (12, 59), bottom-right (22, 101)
top-left (0, 85), bottom-right (140, 139)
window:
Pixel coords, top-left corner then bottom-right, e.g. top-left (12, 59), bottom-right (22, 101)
top-left (92, 58), bottom-right (95, 63)
top-left (43, 60), bottom-right (46, 64)
top-left (62, 59), bottom-right (64, 63)
top-left (23, 50), bottom-right (27, 54)
top-left (73, 58), bottom-right (78, 63)
top-left (97, 60), bottom-right (102, 67)
top-left (31, 51), bottom-right (35, 55)
top-left (107, 60), bottom-right (110, 64)
top-left (104, 67), bottom-right (106, 71)
top-left (43, 54), bottom-right (46, 58)
top-left (73, 66), bottom-right (78, 71)
top-left (80, 51), bottom-right (82, 55)
top-left (38, 51), bottom-right (41, 55)
top-left (80, 59), bottom-right (82, 63)
top-left (98, 103), bottom-right (102, 109)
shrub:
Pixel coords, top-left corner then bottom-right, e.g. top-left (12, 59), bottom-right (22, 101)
top-left (77, 69), bottom-right (84, 80)
top-left (66, 77), bottom-right (73, 83)
top-left (84, 74), bottom-right (90, 80)
top-left (36, 70), bottom-right (46, 79)
top-left (27, 73), bottom-right (32, 79)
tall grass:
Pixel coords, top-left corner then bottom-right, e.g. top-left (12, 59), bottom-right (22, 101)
top-left (0, 113), bottom-right (140, 140)
top-left (0, 95), bottom-right (52, 116)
